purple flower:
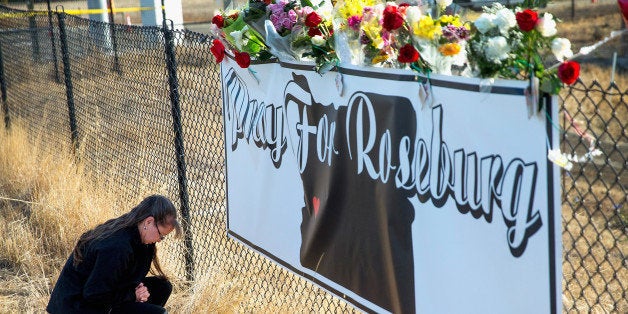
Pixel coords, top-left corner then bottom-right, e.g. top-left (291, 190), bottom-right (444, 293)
top-left (268, 1), bottom-right (297, 32)
top-left (441, 25), bottom-right (457, 41)
top-left (347, 15), bottom-right (362, 30)
top-left (360, 33), bottom-right (371, 45)
top-left (456, 26), bottom-right (470, 41)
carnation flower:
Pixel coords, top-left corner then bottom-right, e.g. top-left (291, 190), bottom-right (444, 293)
top-left (548, 149), bottom-right (573, 171)
top-left (558, 61), bottom-right (580, 85)
top-left (305, 12), bottom-right (323, 28)
top-left (398, 44), bottom-right (419, 63)
top-left (485, 36), bottom-right (510, 62)
top-left (234, 51), bottom-right (251, 68)
top-left (439, 43), bottom-right (461, 56)
top-left (212, 14), bottom-right (224, 28)
top-left (474, 13), bottom-right (495, 34)
top-left (382, 4), bottom-right (404, 31)
top-left (536, 13), bottom-right (557, 37)
top-left (311, 35), bottom-right (326, 46)
top-left (493, 8), bottom-right (516, 34)
top-left (308, 27), bottom-right (323, 37)
top-left (516, 9), bottom-right (538, 32)
top-left (268, 1), bottom-right (298, 33)
top-left (405, 6), bottom-right (423, 25)
top-left (210, 39), bottom-right (225, 62)
top-left (436, 0), bottom-right (453, 8)
top-left (551, 38), bottom-right (573, 61)
top-left (347, 15), bottom-right (362, 30)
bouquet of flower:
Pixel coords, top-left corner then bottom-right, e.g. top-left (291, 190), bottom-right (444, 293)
top-left (208, 0), bottom-right (581, 92)
top-left (332, 1), bottom-right (433, 74)
top-left (209, 8), bottom-right (272, 68)
top-left (210, 0), bottom-right (338, 73)
top-left (408, 7), bottom-right (471, 75)
top-left (467, 3), bottom-right (580, 94)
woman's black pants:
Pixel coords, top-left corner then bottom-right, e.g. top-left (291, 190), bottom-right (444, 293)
top-left (110, 276), bottom-right (172, 314)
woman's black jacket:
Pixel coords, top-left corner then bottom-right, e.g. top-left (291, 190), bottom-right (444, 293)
top-left (46, 226), bottom-right (154, 313)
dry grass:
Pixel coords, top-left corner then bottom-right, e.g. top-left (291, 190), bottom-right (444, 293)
top-left (0, 119), bottom-right (256, 314)
top-left (0, 1), bottom-right (626, 313)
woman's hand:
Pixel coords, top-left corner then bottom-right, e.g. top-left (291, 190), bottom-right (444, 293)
top-left (135, 282), bottom-right (150, 302)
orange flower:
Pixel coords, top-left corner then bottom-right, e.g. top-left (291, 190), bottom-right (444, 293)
top-left (438, 43), bottom-right (461, 56)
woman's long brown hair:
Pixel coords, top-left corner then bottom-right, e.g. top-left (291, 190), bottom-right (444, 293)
top-left (72, 194), bottom-right (182, 279)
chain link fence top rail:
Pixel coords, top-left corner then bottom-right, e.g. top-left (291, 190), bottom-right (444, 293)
top-left (0, 4), bottom-right (625, 313)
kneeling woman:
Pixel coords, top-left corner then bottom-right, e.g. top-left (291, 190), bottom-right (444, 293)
top-left (47, 194), bottom-right (182, 314)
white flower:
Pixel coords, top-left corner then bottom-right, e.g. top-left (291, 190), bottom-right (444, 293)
top-left (485, 36), bottom-right (510, 61)
top-left (493, 8), bottom-right (516, 34)
top-left (436, 0), bottom-right (453, 7)
top-left (230, 25), bottom-right (249, 50)
top-left (405, 6), bottom-right (423, 25)
top-left (548, 148), bottom-right (573, 171)
top-left (311, 35), bottom-right (326, 46)
top-left (474, 13), bottom-right (495, 34)
top-left (551, 38), bottom-right (573, 61)
top-left (536, 13), bottom-right (557, 37)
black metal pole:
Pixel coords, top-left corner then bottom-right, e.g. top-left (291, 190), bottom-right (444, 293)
top-left (163, 20), bottom-right (194, 282)
top-left (0, 41), bottom-right (9, 129)
top-left (161, 0), bottom-right (166, 25)
top-left (571, 0), bottom-right (575, 20)
top-left (27, 0), bottom-right (41, 62)
top-left (46, 0), bottom-right (60, 83)
top-left (57, 11), bottom-right (79, 154)
top-left (106, 0), bottom-right (121, 74)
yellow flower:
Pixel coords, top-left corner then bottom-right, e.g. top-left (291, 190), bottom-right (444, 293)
top-left (439, 43), bottom-right (461, 56)
top-left (439, 15), bottom-right (462, 27)
top-left (372, 53), bottom-right (389, 64)
top-left (337, 0), bottom-right (377, 19)
top-left (362, 18), bottom-right (384, 48)
top-left (414, 16), bottom-right (441, 40)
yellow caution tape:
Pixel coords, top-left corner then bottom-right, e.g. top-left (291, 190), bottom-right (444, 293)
top-left (0, 6), bottom-right (165, 18)
top-left (65, 7), bottom-right (162, 15)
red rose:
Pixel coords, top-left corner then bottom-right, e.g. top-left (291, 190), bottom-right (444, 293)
top-left (308, 27), bottom-right (322, 37)
top-left (557, 61), bottom-right (580, 85)
top-left (212, 15), bottom-right (224, 28)
top-left (234, 51), bottom-right (251, 68)
top-left (305, 12), bottom-right (323, 28)
top-left (516, 9), bottom-right (538, 32)
top-left (397, 44), bottom-right (419, 63)
top-left (210, 39), bottom-right (225, 63)
top-left (382, 5), bottom-right (404, 31)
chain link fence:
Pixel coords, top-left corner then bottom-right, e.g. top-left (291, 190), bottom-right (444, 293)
top-left (0, 5), bottom-right (625, 313)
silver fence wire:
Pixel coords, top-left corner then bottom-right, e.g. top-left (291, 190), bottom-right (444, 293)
top-left (0, 5), bottom-right (625, 313)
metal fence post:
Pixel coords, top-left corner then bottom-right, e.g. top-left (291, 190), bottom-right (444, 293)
top-left (27, 0), bottom-right (41, 62)
top-left (106, 0), bottom-right (121, 74)
top-left (163, 20), bottom-right (194, 281)
top-left (57, 10), bottom-right (79, 154)
top-left (0, 41), bottom-right (9, 129)
top-left (46, 0), bottom-right (60, 83)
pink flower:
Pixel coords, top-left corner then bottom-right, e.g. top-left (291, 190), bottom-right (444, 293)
top-left (347, 15), bottom-right (362, 30)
